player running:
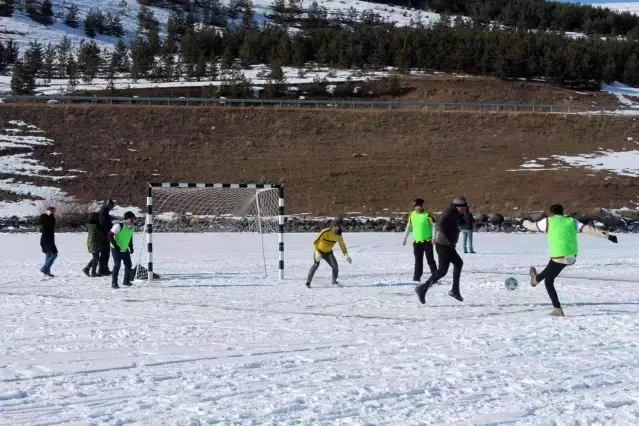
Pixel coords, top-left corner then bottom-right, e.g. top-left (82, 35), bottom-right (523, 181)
top-left (403, 198), bottom-right (437, 282)
top-left (306, 221), bottom-right (352, 288)
top-left (415, 196), bottom-right (468, 304)
top-left (522, 204), bottom-right (618, 316)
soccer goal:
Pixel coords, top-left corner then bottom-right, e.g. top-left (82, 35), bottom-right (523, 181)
top-left (133, 183), bottom-right (284, 282)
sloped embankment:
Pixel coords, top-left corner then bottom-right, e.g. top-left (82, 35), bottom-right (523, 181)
top-left (1, 104), bottom-right (638, 216)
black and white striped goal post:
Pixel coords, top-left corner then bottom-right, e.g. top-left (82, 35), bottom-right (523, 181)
top-left (142, 182), bottom-right (285, 282)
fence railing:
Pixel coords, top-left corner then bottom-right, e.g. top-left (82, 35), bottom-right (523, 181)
top-left (0, 94), bottom-right (628, 114)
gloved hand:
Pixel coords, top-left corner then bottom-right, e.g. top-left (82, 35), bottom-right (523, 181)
top-left (345, 255), bottom-right (352, 264)
top-left (314, 251), bottom-right (322, 262)
top-left (608, 235), bottom-right (618, 244)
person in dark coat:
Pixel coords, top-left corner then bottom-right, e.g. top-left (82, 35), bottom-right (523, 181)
top-left (40, 206), bottom-right (58, 277)
top-left (415, 196), bottom-right (468, 304)
top-left (460, 208), bottom-right (476, 254)
top-left (83, 212), bottom-right (105, 277)
top-left (98, 198), bottom-right (115, 276)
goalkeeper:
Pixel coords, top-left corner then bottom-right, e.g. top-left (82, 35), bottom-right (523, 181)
top-left (306, 221), bottom-right (351, 288)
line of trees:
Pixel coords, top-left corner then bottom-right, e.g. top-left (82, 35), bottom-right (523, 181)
top-left (360, 0), bottom-right (639, 37)
top-left (7, 3), bottom-right (639, 95)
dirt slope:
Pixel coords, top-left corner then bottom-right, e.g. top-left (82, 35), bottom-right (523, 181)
top-left (1, 104), bottom-right (638, 216)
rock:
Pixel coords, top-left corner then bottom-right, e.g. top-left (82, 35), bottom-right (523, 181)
top-left (490, 213), bottom-right (504, 226)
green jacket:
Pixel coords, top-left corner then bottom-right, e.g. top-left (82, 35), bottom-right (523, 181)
top-left (87, 223), bottom-right (105, 253)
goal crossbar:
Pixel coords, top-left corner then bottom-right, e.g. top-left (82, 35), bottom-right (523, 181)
top-left (141, 182), bottom-right (285, 282)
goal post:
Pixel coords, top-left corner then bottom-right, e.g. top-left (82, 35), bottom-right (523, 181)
top-left (134, 182), bottom-right (285, 282)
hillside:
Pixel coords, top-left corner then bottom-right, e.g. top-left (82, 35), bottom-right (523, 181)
top-left (1, 102), bottom-right (638, 218)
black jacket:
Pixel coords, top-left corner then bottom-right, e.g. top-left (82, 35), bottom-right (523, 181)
top-left (460, 210), bottom-right (475, 231)
top-left (99, 198), bottom-right (114, 233)
top-left (435, 206), bottom-right (462, 247)
top-left (40, 213), bottom-right (58, 253)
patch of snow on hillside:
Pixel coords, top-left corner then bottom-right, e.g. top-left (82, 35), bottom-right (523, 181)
top-left (601, 82), bottom-right (639, 107)
top-left (0, 0), bottom-right (171, 51)
top-left (0, 0), bottom-right (439, 53)
top-left (554, 150), bottom-right (639, 177)
top-left (0, 65), bottom-right (389, 95)
top-left (0, 121), bottom-right (75, 217)
top-left (592, 2), bottom-right (639, 15)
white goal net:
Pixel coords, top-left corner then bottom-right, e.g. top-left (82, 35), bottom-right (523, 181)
top-left (133, 183), bottom-right (284, 282)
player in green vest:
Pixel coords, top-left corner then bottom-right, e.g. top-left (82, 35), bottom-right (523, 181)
top-left (107, 211), bottom-right (136, 289)
top-left (403, 198), bottom-right (437, 282)
top-left (522, 204), bottom-right (618, 316)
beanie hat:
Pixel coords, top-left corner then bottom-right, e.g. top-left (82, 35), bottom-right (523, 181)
top-left (123, 211), bottom-right (136, 220)
top-left (414, 198), bottom-right (424, 206)
top-left (453, 196), bottom-right (468, 207)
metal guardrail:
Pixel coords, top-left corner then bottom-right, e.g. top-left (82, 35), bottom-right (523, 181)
top-left (0, 94), bottom-right (625, 113)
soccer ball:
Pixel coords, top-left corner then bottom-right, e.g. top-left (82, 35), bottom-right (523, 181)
top-left (504, 277), bottom-right (519, 290)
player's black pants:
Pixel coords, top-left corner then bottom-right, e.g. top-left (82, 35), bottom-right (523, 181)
top-left (413, 241), bottom-right (437, 281)
top-left (99, 245), bottom-right (110, 274)
top-left (536, 260), bottom-right (567, 308)
top-left (306, 251), bottom-right (338, 284)
top-left (111, 248), bottom-right (132, 286)
top-left (425, 244), bottom-right (463, 293)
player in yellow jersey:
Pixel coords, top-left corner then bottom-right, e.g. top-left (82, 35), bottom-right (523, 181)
top-left (306, 221), bottom-right (351, 288)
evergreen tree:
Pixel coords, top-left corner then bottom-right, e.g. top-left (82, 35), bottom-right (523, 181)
top-left (66, 52), bottom-right (77, 92)
top-left (56, 35), bottom-right (72, 77)
top-left (241, 0), bottom-right (254, 28)
top-left (112, 39), bottom-right (130, 72)
top-left (40, 0), bottom-right (54, 25)
top-left (84, 10), bottom-right (104, 38)
top-left (77, 40), bottom-right (102, 83)
top-left (5, 39), bottom-right (19, 64)
top-left (0, 0), bottom-right (16, 17)
top-left (11, 59), bottom-right (36, 94)
top-left (264, 59), bottom-right (286, 97)
top-left (64, 4), bottom-right (79, 28)
top-left (24, 41), bottom-right (44, 78)
top-left (624, 53), bottom-right (639, 87)
top-left (42, 43), bottom-right (56, 83)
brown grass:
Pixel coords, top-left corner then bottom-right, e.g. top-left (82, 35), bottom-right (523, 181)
top-left (1, 103), bottom-right (638, 216)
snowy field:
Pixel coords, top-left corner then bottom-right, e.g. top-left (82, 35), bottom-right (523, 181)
top-left (1, 232), bottom-right (639, 425)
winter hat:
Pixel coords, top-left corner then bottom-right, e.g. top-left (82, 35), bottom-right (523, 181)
top-left (46, 206), bottom-right (56, 214)
top-left (452, 196), bottom-right (468, 207)
top-left (123, 211), bottom-right (136, 220)
top-left (414, 198), bottom-right (425, 206)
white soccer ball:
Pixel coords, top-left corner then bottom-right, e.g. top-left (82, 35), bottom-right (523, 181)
top-left (504, 277), bottom-right (519, 290)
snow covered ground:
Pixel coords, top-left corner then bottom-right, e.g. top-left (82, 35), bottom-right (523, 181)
top-left (0, 0), bottom-right (440, 53)
top-left (1, 232), bottom-right (639, 425)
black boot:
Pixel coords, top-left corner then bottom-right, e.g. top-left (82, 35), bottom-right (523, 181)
top-left (111, 281), bottom-right (120, 289)
top-left (82, 266), bottom-right (90, 277)
top-left (415, 280), bottom-right (433, 305)
top-left (448, 290), bottom-right (463, 302)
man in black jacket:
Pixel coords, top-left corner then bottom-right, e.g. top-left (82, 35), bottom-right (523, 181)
top-left (40, 206), bottom-right (58, 277)
top-left (415, 196), bottom-right (468, 304)
top-left (98, 198), bottom-right (115, 276)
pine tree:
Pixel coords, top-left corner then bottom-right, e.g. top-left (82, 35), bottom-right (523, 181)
top-left (112, 39), bottom-right (130, 72)
top-left (195, 53), bottom-right (207, 81)
top-left (84, 10), bottom-right (104, 38)
top-left (5, 39), bottom-right (19, 64)
top-left (10, 59), bottom-right (36, 95)
top-left (206, 52), bottom-right (218, 80)
top-left (66, 52), bottom-right (77, 92)
top-left (77, 40), bottom-right (102, 83)
top-left (40, 0), bottom-right (54, 25)
top-left (56, 35), bottom-right (71, 78)
top-left (42, 43), bottom-right (56, 83)
top-left (64, 4), bottom-right (79, 28)
top-left (624, 53), bottom-right (639, 87)
top-left (24, 41), bottom-right (44, 78)
top-left (241, 0), bottom-right (254, 28)
top-left (265, 59), bottom-right (286, 97)
top-left (0, 0), bottom-right (16, 17)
